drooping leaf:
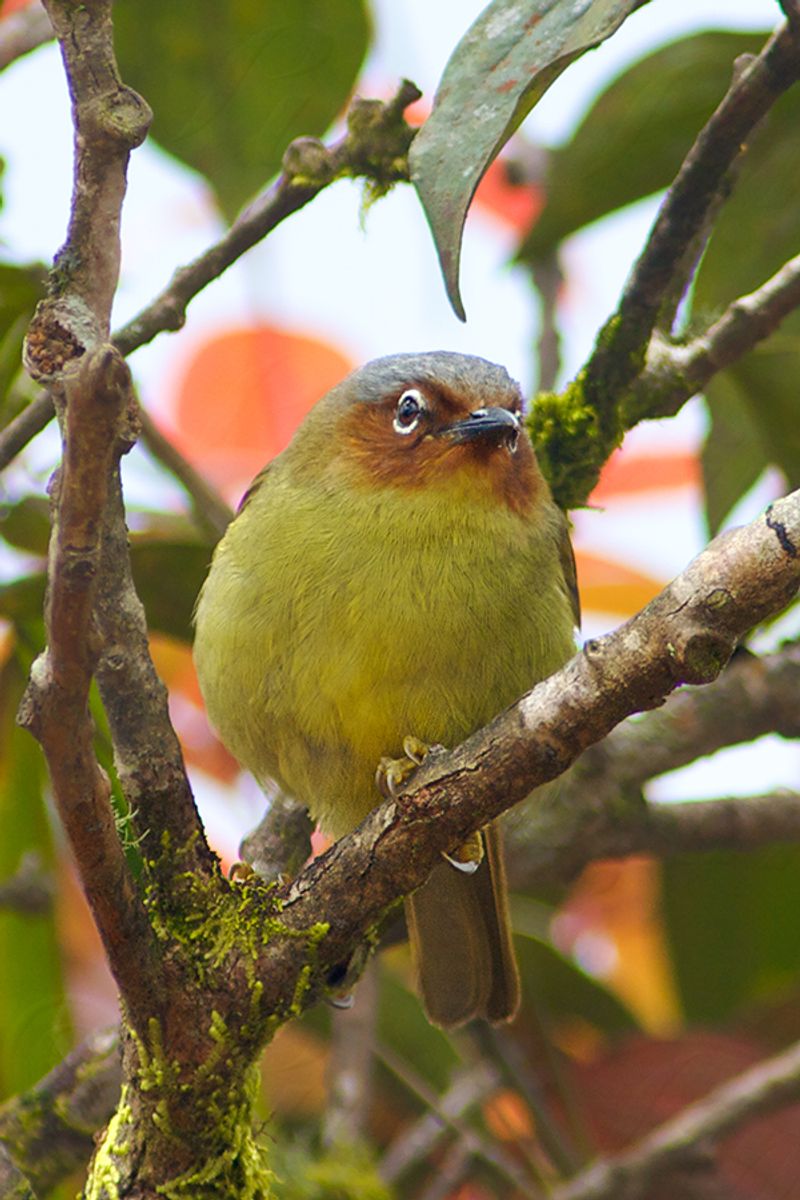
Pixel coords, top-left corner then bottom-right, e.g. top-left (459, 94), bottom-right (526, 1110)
top-left (113, 0), bottom-right (371, 220)
top-left (518, 30), bottom-right (765, 261)
top-left (409, 0), bottom-right (641, 319)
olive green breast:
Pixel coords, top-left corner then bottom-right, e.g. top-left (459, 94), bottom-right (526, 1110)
top-left (193, 466), bottom-right (576, 837)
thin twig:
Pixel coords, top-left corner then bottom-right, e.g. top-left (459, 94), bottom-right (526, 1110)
top-left (532, 251), bottom-right (563, 391)
top-left (137, 404), bottom-right (232, 541)
top-left (0, 392), bottom-right (55, 472)
top-left (3, 82), bottom-right (421, 471)
top-left (323, 961), bottom-right (378, 1148)
top-left (625, 251), bottom-right (800, 424)
top-left (378, 1044), bottom-right (543, 1198)
top-left (476, 1023), bottom-right (584, 1176)
top-left (552, 1037), bottom-right (800, 1200)
top-left (113, 80), bottom-right (421, 359)
top-left (533, 20), bottom-right (800, 510)
top-left (506, 641), bottom-right (800, 885)
top-left (654, 52), bottom-right (757, 338)
top-left (239, 790), bottom-right (314, 882)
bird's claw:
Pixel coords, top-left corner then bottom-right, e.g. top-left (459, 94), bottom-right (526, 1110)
top-left (328, 991), bottom-right (355, 1010)
top-left (376, 735), bottom-right (434, 798)
top-left (442, 828), bottom-right (485, 874)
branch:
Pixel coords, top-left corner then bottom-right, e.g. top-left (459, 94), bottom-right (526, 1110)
top-left (625, 251), bottom-right (800, 424)
top-left (532, 20), bottom-right (800, 509)
top-left (17, 349), bottom-right (164, 1024)
top-left (24, 2), bottom-right (151, 375)
top-left (0, 0), bottom-right (52, 72)
top-left (505, 642), bottom-right (800, 884)
top-left (249, 488), bottom-right (800, 1014)
top-left (0, 391), bottom-right (54, 472)
top-left (113, 80), bottom-right (421, 358)
top-left (0, 1029), bottom-right (120, 1197)
top-left (551, 1037), bottom-right (800, 1200)
top-left (584, 20), bottom-right (800, 420)
top-left (137, 404), bottom-right (233, 541)
top-left (20, 0), bottom-right (215, 890)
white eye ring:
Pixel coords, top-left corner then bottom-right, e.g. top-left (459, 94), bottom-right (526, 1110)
top-left (393, 389), bottom-right (426, 436)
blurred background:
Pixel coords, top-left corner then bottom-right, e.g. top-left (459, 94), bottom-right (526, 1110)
top-left (2, 1), bottom-right (800, 1196)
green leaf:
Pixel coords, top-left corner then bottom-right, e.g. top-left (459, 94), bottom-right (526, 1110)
top-left (0, 575), bottom-right (46, 629)
top-left (0, 262), bottom-right (46, 413)
top-left (409, 0), bottom-right (640, 319)
top-left (0, 261), bottom-right (45, 334)
top-left (130, 528), bottom-right (213, 644)
top-left (0, 495), bottom-right (50, 558)
top-left (377, 966), bottom-right (459, 1094)
top-left (512, 897), bottom-right (638, 1034)
top-left (113, 0), bottom-right (371, 220)
top-left (519, 30), bottom-right (766, 261)
top-left (663, 844), bottom-right (800, 1024)
top-left (0, 655), bottom-right (70, 1097)
top-left (701, 370), bottom-right (772, 534)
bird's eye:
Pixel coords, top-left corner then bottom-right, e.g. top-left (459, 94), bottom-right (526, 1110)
top-left (393, 389), bottom-right (425, 436)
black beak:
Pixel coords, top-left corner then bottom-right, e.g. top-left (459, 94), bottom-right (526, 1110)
top-left (439, 406), bottom-right (521, 451)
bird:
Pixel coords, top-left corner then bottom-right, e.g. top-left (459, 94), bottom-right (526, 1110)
top-left (193, 351), bottom-right (579, 1027)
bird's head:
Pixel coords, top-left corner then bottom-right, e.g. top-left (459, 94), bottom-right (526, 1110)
top-left (291, 352), bottom-right (544, 516)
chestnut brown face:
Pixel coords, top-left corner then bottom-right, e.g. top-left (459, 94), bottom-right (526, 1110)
top-left (338, 376), bottom-right (542, 517)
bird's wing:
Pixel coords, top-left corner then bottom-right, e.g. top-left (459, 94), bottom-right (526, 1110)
top-left (558, 514), bottom-right (581, 629)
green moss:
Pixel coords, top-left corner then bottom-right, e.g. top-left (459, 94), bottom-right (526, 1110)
top-left (155, 1067), bottom-right (274, 1200)
top-left (84, 1084), bottom-right (133, 1200)
top-left (132, 1018), bottom-right (179, 1096)
top-left (528, 377), bottom-right (617, 510)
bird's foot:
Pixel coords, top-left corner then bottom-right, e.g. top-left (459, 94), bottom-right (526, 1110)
top-left (443, 828), bottom-right (484, 875)
top-left (229, 860), bottom-right (255, 882)
top-left (376, 734), bottom-right (434, 798)
top-left (376, 737), bottom-right (484, 874)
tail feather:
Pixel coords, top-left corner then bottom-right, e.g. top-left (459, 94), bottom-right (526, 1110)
top-left (405, 822), bottom-right (520, 1028)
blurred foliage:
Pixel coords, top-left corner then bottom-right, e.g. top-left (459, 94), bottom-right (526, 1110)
top-left (694, 79), bottom-right (800, 530)
top-left (271, 1140), bottom-right (392, 1200)
top-left (113, 0), bottom-right (371, 220)
top-left (0, 651), bottom-right (69, 1097)
top-left (0, 260), bottom-right (46, 424)
top-left (663, 844), bottom-right (800, 1025)
top-left (518, 31), bottom-right (765, 258)
top-left (515, 26), bottom-right (800, 533)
